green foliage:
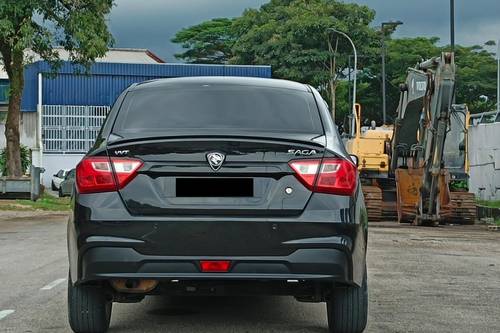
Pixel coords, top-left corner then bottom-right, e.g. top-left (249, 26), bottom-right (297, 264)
top-left (231, 0), bottom-right (377, 115)
top-left (0, 145), bottom-right (31, 176)
top-left (172, 18), bottom-right (235, 64)
top-left (449, 180), bottom-right (469, 191)
top-left (171, 0), bottom-right (377, 120)
top-left (0, 0), bottom-right (114, 69)
top-left (171, 2), bottom-right (498, 123)
top-left (0, 193), bottom-right (71, 211)
top-left (455, 44), bottom-right (498, 114)
top-left (361, 38), bottom-right (499, 122)
top-left (476, 200), bottom-right (500, 209)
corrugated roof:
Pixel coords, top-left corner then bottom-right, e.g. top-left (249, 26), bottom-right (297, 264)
top-left (21, 61), bottom-right (272, 111)
top-left (1, 47), bottom-right (165, 79)
top-left (51, 48), bottom-right (164, 64)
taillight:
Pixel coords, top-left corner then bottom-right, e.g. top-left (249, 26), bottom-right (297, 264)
top-left (289, 158), bottom-right (357, 196)
top-left (76, 156), bottom-right (143, 194)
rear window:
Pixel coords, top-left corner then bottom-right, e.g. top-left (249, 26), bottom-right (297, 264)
top-left (113, 85), bottom-right (323, 134)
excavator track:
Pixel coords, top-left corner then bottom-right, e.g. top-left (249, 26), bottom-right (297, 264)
top-left (362, 185), bottom-right (383, 222)
top-left (382, 201), bottom-right (398, 220)
top-left (447, 192), bottom-right (476, 224)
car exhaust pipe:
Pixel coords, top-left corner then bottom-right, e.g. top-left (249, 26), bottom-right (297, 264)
top-left (110, 279), bottom-right (158, 293)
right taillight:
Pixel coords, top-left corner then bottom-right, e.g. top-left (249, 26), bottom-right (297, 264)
top-left (289, 158), bottom-right (357, 196)
top-left (76, 156), bottom-right (143, 194)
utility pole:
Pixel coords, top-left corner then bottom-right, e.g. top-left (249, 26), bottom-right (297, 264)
top-left (497, 40), bottom-right (499, 113)
top-left (381, 21), bottom-right (403, 125)
top-left (450, 0), bottom-right (455, 52)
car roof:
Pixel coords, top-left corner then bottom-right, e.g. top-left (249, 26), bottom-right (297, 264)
top-left (131, 76), bottom-right (310, 92)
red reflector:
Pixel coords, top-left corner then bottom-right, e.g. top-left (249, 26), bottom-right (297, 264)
top-left (289, 158), bottom-right (357, 196)
top-left (76, 156), bottom-right (143, 194)
top-left (200, 261), bottom-right (232, 273)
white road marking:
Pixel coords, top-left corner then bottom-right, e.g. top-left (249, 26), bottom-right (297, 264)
top-left (0, 310), bottom-right (14, 320)
top-left (40, 278), bottom-right (66, 290)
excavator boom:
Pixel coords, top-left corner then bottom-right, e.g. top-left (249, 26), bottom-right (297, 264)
top-left (391, 53), bottom-right (457, 225)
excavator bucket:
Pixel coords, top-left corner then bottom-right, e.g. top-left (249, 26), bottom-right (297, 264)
top-left (395, 168), bottom-right (421, 223)
top-left (395, 168), bottom-right (452, 224)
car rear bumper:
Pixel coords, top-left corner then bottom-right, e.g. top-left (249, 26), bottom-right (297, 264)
top-left (68, 192), bottom-right (367, 288)
top-left (80, 246), bottom-right (350, 283)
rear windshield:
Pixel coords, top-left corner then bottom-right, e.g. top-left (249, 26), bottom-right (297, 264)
top-left (113, 85), bottom-right (323, 135)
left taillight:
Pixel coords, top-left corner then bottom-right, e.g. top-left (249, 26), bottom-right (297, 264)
top-left (289, 158), bottom-right (357, 196)
top-left (76, 156), bottom-right (143, 194)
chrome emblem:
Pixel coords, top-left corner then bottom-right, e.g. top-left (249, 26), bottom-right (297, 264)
top-left (206, 152), bottom-right (225, 171)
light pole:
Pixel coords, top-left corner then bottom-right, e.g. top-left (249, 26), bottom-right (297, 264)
top-left (497, 40), bottom-right (499, 113)
top-left (327, 28), bottom-right (357, 134)
top-left (450, 0), bottom-right (455, 52)
top-left (381, 21), bottom-right (403, 125)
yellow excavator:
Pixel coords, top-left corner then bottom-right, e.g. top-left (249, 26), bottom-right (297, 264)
top-left (344, 104), bottom-right (395, 221)
top-left (346, 52), bottom-right (476, 224)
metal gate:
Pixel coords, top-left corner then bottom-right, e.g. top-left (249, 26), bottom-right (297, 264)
top-left (42, 105), bottom-right (109, 153)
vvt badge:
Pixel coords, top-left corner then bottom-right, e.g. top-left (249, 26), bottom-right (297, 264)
top-left (206, 152), bottom-right (225, 171)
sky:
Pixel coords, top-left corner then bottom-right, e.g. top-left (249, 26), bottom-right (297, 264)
top-left (108, 0), bottom-right (500, 62)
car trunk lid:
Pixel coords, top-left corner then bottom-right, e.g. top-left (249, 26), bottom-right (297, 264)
top-left (107, 135), bottom-right (325, 216)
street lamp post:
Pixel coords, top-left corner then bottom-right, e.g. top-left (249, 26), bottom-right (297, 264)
top-left (497, 40), bottom-right (499, 113)
top-left (326, 28), bottom-right (357, 135)
top-left (450, 0), bottom-right (455, 52)
top-left (381, 21), bottom-right (403, 125)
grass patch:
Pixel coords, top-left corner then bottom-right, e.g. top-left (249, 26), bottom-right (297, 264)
top-left (476, 200), bottom-right (500, 208)
top-left (0, 193), bottom-right (71, 211)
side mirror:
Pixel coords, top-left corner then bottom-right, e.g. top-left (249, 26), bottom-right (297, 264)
top-left (350, 154), bottom-right (359, 167)
top-left (53, 174), bottom-right (58, 177)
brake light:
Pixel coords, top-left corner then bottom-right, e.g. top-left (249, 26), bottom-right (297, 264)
top-left (200, 261), bottom-right (232, 273)
top-left (76, 156), bottom-right (143, 194)
top-left (289, 158), bottom-right (357, 196)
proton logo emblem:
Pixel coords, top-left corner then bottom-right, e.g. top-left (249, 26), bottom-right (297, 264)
top-left (206, 152), bottom-right (225, 171)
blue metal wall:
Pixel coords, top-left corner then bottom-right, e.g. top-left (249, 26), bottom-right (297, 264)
top-left (22, 61), bottom-right (272, 112)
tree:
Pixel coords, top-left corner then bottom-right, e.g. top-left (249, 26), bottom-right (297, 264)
top-left (231, 0), bottom-right (377, 121)
top-left (361, 37), bottom-right (442, 123)
top-left (0, 0), bottom-right (114, 176)
top-left (172, 18), bottom-right (235, 64)
top-left (454, 43), bottom-right (498, 113)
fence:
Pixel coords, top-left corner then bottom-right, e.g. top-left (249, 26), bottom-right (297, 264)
top-left (42, 105), bottom-right (109, 153)
top-left (468, 119), bottom-right (500, 200)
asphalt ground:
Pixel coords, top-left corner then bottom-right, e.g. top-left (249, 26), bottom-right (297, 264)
top-left (0, 212), bottom-right (499, 333)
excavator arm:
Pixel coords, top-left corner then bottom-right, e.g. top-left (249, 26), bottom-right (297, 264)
top-left (391, 53), bottom-right (457, 225)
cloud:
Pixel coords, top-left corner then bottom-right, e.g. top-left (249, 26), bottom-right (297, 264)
top-left (109, 0), bottom-right (500, 61)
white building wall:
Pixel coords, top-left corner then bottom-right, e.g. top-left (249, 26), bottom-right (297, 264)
top-left (0, 111), bottom-right (38, 150)
top-left (468, 122), bottom-right (500, 200)
top-left (42, 154), bottom-right (84, 188)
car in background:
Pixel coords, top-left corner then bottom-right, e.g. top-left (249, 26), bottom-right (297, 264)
top-left (51, 169), bottom-right (70, 191)
top-left (58, 169), bottom-right (75, 197)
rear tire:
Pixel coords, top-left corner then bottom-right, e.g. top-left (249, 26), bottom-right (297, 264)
top-left (68, 278), bottom-right (112, 333)
top-left (327, 268), bottom-right (368, 333)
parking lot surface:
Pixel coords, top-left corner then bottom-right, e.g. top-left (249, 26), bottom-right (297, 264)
top-left (0, 213), bottom-right (498, 332)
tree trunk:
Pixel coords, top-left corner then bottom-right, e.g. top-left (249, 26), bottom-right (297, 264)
top-left (327, 36), bottom-right (339, 123)
top-left (4, 52), bottom-right (24, 177)
top-left (330, 80), bottom-right (337, 122)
